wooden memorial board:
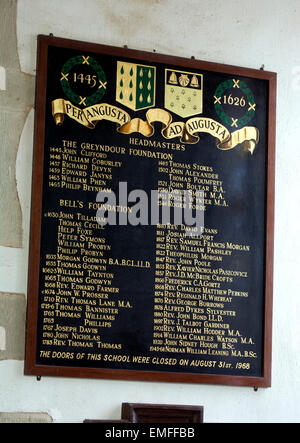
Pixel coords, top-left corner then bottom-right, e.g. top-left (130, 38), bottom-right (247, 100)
top-left (24, 35), bottom-right (276, 387)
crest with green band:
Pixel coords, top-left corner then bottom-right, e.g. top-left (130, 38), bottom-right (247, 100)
top-left (116, 61), bottom-right (156, 111)
top-left (60, 55), bottom-right (107, 107)
top-left (213, 79), bottom-right (256, 129)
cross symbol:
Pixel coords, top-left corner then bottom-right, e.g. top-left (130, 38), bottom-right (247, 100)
top-left (79, 96), bottom-right (87, 106)
top-left (82, 56), bottom-right (90, 65)
top-left (231, 118), bottom-right (238, 127)
top-left (98, 80), bottom-right (107, 90)
top-left (214, 95), bottom-right (221, 104)
top-left (60, 72), bottom-right (69, 82)
top-left (233, 79), bottom-right (240, 88)
top-left (248, 102), bottom-right (256, 112)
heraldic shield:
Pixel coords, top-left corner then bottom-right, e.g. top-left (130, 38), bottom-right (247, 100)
top-left (116, 61), bottom-right (156, 111)
top-left (165, 69), bottom-right (203, 118)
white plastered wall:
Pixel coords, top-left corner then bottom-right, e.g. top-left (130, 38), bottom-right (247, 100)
top-left (0, 0), bottom-right (299, 422)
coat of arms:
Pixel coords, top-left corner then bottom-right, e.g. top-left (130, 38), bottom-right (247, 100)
top-left (116, 61), bottom-right (156, 111)
top-left (165, 69), bottom-right (203, 118)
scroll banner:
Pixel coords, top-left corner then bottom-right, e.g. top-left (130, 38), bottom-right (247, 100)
top-left (52, 99), bottom-right (259, 153)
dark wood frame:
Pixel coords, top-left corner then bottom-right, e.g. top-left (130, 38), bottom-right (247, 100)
top-left (83, 403), bottom-right (203, 423)
top-left (24, 35), bottom-right (276, 388)
top-left (121, 403), bottom-right (203, 423)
